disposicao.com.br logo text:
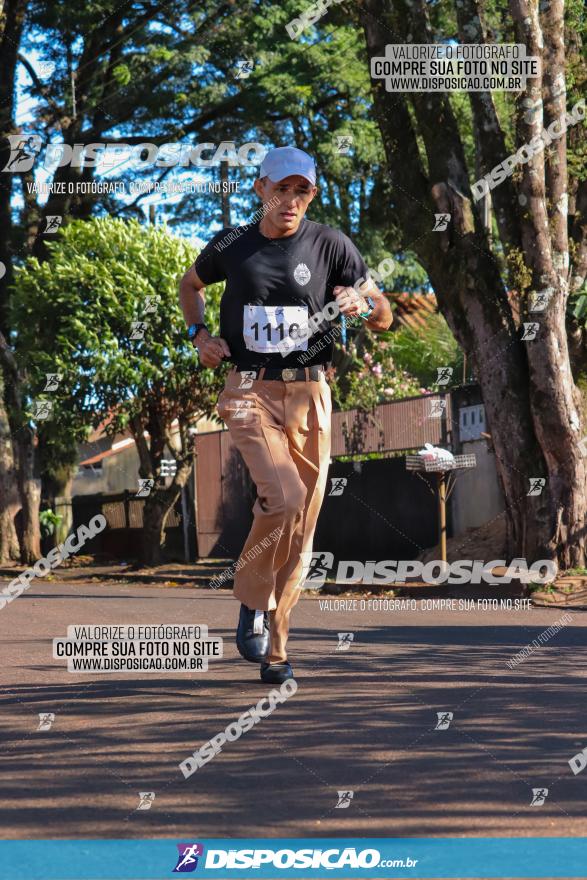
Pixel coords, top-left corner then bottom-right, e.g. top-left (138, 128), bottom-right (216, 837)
top-left (200, 846), bottom-right (418, 870)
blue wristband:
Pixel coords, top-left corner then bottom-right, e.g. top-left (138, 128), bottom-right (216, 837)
top-left (359, 296), bottom-right (375, 320)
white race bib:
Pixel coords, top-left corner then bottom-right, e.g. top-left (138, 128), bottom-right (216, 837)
top-left (243, 304), bottom-right (308, 353)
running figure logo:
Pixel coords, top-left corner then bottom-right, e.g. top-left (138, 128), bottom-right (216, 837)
top-left (173, 843), bottom-right (204, 872)
top-left (328, 477), bottom-right (347, 496)
top-left (235, 59), bottom-right (255, 79)
top-left (136, 479), bottom-right (154, 497)
top-left (238, 370), bottom-right (256, 389)
top-left (336, 135), bottom-right (354, 154)
top-left (529, 289), bottom-right (553, 312)
top-left (428, 398), bottom-right (446, 418)
top-left (136, 791), bottom-right (155, 810)
top-left (335, 790), bottom-right (354, 809)
top-left (527, 478), bottom-right (546, 496)
top-left (530, 788), bottom-right (548, 806)
top-left (44, 215), bottom-right (62, 233)
top-left (336, 632), bottom-right (354, 651)
top-left (433, 213), bottom-right (451, 231)
top-left (32, 400), bottom-right (53, 420)
top-left (143, 295), bottom-right (161, 315)
top-left (37, 712), bottom-right (55, 731)
top-left (521, 322), bottom-right (539, 341)
top-left (435, 711), bottom-right (453, 730)
top-left (43, 373), bottom-right (62, 392)
top-left (130, 321), bottom-right (149, 340)
top-left (301, 551), bottom-right (334, 588)
top-left (436, 366), bottom-right (453, 386)
top-left (2, 134), bottom-right (42, 172)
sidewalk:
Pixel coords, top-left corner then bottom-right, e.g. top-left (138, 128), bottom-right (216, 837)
top-left (0, 558), bottom-right (532, 597)
top-left (0, 559), bottom-right (232, 590)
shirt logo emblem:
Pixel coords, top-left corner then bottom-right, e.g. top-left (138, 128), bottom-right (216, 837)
top-left (294, 263), bottom-right (311, 286)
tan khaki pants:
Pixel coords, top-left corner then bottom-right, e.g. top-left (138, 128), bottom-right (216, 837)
top-left (217, 368), bottom-right (332, 663)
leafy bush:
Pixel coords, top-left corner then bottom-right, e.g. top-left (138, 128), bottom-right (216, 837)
top-left (331, 310), bottom-right (463, 410)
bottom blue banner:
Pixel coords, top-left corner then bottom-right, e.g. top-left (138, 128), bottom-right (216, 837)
top-left (0, 837), bottom-right (585, 879)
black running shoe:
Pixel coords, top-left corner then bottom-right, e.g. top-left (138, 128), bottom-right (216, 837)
top-left (236, 603), bottom-right (269, 663)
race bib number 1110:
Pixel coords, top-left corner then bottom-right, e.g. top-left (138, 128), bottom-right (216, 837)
top-left (243, 304), bottom-right (309, 353)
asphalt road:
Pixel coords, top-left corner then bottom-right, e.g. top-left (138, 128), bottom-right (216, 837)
top-left (1, 578), bottom-right (586, 841)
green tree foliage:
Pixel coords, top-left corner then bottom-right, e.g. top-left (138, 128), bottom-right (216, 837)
top-left (12, 216), bottom-right (224, 562)
top-left (330, 312), bottom-right (463, 410)
top-left (386, 314), bottom-right (465, 389)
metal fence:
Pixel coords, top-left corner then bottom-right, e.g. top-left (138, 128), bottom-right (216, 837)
top-left (331, 392), bottom-right (452, 457)
top-left (72, 491), bottom-right (184, 559)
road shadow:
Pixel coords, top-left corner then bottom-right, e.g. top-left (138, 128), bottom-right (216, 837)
top-left (1, 623), bottom-right (586, 839)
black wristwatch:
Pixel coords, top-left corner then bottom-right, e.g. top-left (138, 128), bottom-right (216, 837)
top-left (188, 323), bottom-right (208, 343)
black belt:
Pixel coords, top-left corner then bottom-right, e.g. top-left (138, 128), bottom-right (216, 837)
top-left (233, 365), bottom-right (326, 382)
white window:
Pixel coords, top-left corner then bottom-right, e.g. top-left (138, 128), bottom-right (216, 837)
top-left (459, 405), bottom-right (485, 441)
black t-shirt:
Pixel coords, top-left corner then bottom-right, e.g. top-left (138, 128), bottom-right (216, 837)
top-left (194, 218), bottom-right (369, 368)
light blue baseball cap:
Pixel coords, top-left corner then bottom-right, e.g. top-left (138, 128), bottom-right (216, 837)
top-left (259, 146), bottom-right (316, 185)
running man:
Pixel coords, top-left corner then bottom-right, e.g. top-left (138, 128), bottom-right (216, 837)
top-left (179, 146), bottom-right (392, 683)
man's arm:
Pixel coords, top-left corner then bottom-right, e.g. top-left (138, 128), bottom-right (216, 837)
top-left (179, 265), bottom-right (231, 367)
top-left (334, 278), bottom-right (393, 331)
top-left (179, 264), bottom-right (207, 325)
top-left (359, 278), bottom-right (393, 332)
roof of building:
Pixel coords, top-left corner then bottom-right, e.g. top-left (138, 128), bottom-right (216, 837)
top-left (79, 436), bottom-right (136, 466)
top-left (387, 292), bottom-right (438, 330)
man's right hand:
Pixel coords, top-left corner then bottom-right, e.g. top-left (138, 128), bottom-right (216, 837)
top-left (194, 329), bottom-right (231, 367)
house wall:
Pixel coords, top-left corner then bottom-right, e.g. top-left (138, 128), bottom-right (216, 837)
top-left (449, 384), bottom-right (505, 536)
top-left (450, 438), bottom-right (505, 535)
top-left (73, 445), bottom-right (141, 496)
top-left (195, 431), bottom-right (441, 561)
top-left (73, 386), bottom-right (506, 561)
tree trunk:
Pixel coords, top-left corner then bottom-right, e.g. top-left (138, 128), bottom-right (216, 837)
top-left (54, 476), bottom-right (74, 546)
top-left (359, 0), bottom-right (587, 568)
top-left (16, 426), bottom-right (41, 563)
top-left (425, 183), bottom-right (555, 562)
top-left (142, 491), bottom-right (177, 567)
top-left (0, 372), bottom-right (20, 561)
top-left (0, 0), bottom-right (27, 337)
top-left (129, 411), bottom-right (195, 567)
top-left (0, 332), bottom-right (43, 562)
top-left (141, 475), bottom-right (191, 566)
top-left (0, 1), bottom-right (39, 566)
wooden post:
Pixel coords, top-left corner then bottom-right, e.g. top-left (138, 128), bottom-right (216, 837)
top-left (181, 484), bottom-right (190, 563)
top-left (123, 490), bottom-right (130, 529)
top-left (438, 472), bottom-right (447, 563)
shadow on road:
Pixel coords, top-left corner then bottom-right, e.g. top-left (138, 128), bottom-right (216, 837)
top-left (1, 620), bottom-right (586, 839)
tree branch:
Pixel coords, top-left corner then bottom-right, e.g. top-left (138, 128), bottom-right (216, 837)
top-left (455, 0), bottom-right (522, 253)
top-left (130, 413), bottom-right (153, 479)
top-left (509, 0), bottom-right (554, 286)
top-left (541, 0), bottom-right (568, 281)
top-left (570, 179), bottom-right (587, 294)
top-left (358, 0), bottom-right (431, 239)
top-left (18, 53), bottom-right (62, 117)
